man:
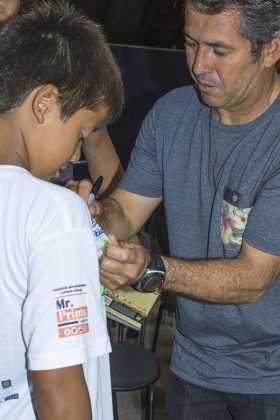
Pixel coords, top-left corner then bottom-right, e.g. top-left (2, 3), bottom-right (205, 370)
top-left (0, 1), bottom-right (124, 418)
top-left (89, 0), bottom-right (280, 418)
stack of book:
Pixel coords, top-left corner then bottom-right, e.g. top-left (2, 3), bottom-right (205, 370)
top-left (104, 286), bottom-right (160, 330)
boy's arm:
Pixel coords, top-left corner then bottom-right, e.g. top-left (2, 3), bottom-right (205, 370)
top-left (82, 127), bottom-right (124, 197)
top-left (31, 365), bottom-right (92, 420)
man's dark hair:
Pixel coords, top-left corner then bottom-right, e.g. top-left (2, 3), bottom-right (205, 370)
top-left (186, 0), bottom-right (280, 62)
top-left (0, 0), bottom-right (124, 122)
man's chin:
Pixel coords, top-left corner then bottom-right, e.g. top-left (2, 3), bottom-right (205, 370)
top-left (196, 89), bottom-right (224, 109)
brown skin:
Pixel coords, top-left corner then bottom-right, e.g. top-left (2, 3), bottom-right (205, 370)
top-left (90, 187), bottom-right (280, 305)
top-left (0, 84), bottom-right (108, 180)
top-left (83, 127), bottom-right (124, 197)
top-left (31, 366), bottom-right (92, 420)
top-left (184, 3), bottom-right (280, 124)
top-left (82, 4), bottom-right (280, 304)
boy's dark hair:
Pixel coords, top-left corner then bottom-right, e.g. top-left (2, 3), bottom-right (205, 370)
top-left (186, 0), bottom-right (280, 62)
top-left (0, 0), bottom-right (124, 122)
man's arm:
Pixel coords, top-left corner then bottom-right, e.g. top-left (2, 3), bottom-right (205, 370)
top-left (31, 365), bottom-right (92, 420)
top-left (101, 236), bottom-right (280, 304)
top-left (82, 127), bottom-right (123, 196)
top-left (93, 187), bottom-right (162, 240)
top-left (162, 240), bottom-right (280, 304)
top-left (91, 191), bottom-right (280, 304)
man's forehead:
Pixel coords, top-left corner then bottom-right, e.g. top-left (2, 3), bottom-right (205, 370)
top-left (184, 3), bottom-right (242, 41)
top-left (184, 1), bottom-right (240, 23)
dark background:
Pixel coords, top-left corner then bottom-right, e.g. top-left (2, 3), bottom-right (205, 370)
top-left (22, 0), bottom-right (186, 50)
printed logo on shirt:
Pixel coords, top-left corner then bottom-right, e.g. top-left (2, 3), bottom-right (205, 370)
top-left (1, 380), bottom-right (12, 390)
top-left (53, 284), bottom-right (90, 339)
top-left (4, 394), bottom-right (19, 401)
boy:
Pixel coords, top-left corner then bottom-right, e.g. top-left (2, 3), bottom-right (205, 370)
top-left (0, 1), bottom-right (124, 419)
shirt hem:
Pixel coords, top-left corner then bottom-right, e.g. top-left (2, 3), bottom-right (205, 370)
top-left (170, 363), bottom-right (280, 395)
top-left (28, 343), bottom-right (111, 371)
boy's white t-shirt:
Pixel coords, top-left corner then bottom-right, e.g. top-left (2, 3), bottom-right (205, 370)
top-left (0, 166), bottom-right (113, 420)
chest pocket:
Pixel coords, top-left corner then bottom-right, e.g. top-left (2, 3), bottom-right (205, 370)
top-left (221, 187), bottom-right (252, 251)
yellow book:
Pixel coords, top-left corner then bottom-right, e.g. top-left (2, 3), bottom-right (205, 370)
top-left (104, 286), bottom-right (160, 330)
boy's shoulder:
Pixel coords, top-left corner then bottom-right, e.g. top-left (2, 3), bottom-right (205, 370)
top-left (15, 171), bottom-right (85, 209)
top-left (29, 177), bottom-right (91, 232)
top-left (35, 177), bottom-right (86, 208)
top-left (3, 167), bottom-right (90, 233)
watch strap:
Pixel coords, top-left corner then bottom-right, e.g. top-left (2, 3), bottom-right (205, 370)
top-left (133, 252), bottom-right (166, 293)
top-left (148, 252), bottom-right (165, 273)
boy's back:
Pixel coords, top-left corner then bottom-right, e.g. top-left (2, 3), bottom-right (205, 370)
top-left (0, 166), bottom-right (112, 419)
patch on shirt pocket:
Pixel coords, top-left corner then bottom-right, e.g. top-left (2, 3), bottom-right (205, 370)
top-left (221, 187), bottom-right (252, 250)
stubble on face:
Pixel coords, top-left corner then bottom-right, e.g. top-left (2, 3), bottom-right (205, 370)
top-left (183, 3), bottom-right (274, 123)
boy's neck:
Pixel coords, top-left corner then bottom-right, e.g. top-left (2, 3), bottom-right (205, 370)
top-left (0, 115), bottom-right (28, 169)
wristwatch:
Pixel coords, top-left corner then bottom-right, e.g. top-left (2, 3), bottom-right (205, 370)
top-left (133, 253), bottom-right (166, 293)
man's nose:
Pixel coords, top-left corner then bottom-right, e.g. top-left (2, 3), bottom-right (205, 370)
top-left (191, 46), bottom-right (212, 77)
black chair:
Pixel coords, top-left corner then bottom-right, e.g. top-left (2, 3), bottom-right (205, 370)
top-left (109, 324), bottom-right (160, 420)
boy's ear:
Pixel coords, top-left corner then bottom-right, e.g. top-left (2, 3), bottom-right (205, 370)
top-left (32, 84), bottom-right (60, 124)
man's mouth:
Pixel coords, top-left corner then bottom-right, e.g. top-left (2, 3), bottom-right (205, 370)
top-left (197, 79), bottom-right (216, 89)
top-left (196, 79), bottom-right (219, 93)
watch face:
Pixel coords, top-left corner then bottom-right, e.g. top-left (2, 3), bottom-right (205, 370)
top-left (143, 273), bottom-right (165, 292)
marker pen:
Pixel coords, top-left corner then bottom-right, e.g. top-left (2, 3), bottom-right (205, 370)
top-left (87, 175), bottom-right (103, 205)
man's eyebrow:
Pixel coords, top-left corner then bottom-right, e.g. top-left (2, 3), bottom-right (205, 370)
top-left (183, 29), bottom-right (235, 50)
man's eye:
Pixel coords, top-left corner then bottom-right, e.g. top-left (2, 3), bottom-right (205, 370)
top-left (185, 40), bottom-right (196, 47)
top-left (213, 49), bottom-right (227, 56)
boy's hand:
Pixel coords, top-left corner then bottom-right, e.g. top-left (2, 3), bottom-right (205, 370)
top-left (99, 234), bottom-right (150, 290)
top-left (65, 179), bottom-right (102, 217)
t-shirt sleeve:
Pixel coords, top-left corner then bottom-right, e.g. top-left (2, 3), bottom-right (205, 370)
top-left (22, 195), bottom-right (110, 371)
top-left (243, 169), bottom-right (280, 256)
top-left (119, 95), bottom-right (166, 197)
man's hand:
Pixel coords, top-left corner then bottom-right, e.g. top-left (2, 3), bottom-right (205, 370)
top-left (65, 179), bottom-right (102, 217)
top-left (65, 179), bottom-right (92, 201)
top-left (65, 180), bottom-right (154, 290)
top-left (99, 234), bottom-right (150, 290)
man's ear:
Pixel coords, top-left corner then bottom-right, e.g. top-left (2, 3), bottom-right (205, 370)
top-left (263, 32), bottom-right (280, 68)
top-left (32, 84), bottom-right (60, 124)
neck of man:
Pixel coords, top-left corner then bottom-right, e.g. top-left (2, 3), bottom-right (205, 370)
top-left (213, 70), bottom-right (280, 125)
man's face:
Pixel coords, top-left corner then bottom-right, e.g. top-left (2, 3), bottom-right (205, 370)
top-left (0, 0), bottom-right (20, 26)
top-left (184, 3), bottom-right (268, 118)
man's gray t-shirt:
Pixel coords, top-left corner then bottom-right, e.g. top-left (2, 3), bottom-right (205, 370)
top-left (119, 85), bottom-right (280, 394)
